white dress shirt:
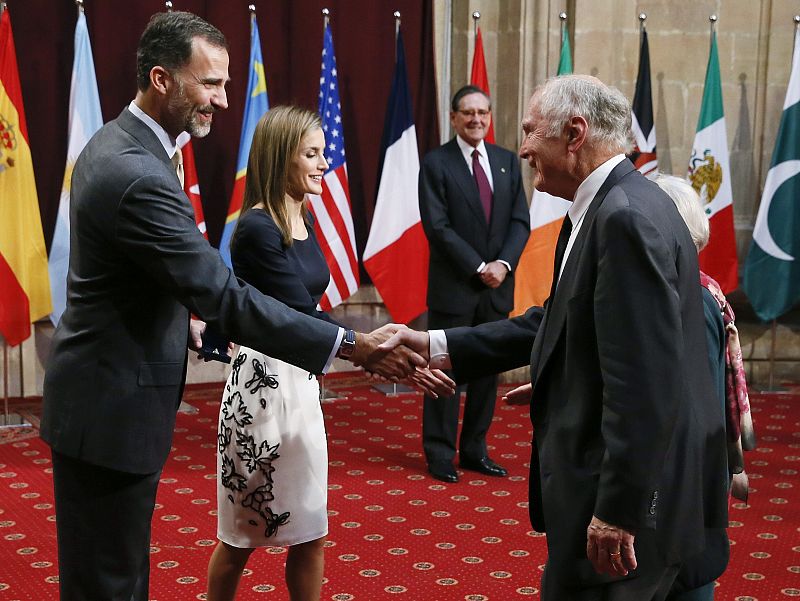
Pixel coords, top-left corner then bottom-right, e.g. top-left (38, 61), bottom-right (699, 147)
top-left (128, 101), bottom-right (179, 161)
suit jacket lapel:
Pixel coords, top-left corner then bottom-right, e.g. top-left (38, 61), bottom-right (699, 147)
top-left (531, 159), bottom-right (636, 383)
top-left (116, 108), bottom-right (173, 167)
top-left (444, 139), bottom-right (489, 226)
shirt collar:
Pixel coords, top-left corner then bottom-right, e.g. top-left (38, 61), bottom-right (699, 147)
top-left (456, 135), bottom-right (487, 162)
top-left (567, 154), bottom-right (626, 225)
top-left (128, 100), bottom-right (179, 159)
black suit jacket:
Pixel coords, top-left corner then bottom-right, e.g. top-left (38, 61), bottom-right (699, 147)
top-left (41, 108), bottom-right (339, 475)
top-left (446, 160), bottom-right (728, 585)
top-left (419, 138), bottom-right (529, 316)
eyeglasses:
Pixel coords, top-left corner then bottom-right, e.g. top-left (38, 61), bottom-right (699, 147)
top-left (457, 109), bottom-right (491, 118)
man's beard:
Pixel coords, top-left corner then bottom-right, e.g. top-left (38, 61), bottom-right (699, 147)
top-left (169, 79), bottom-right (214, 138)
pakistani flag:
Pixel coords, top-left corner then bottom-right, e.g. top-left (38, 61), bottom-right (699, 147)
top-left (743, 27), bottom-right (800, 321)
top-left (688, 31), bottom-right (738, 293)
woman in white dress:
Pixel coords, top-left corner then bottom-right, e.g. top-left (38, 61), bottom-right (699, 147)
top-left (207, 106), bottom-right (340, 601)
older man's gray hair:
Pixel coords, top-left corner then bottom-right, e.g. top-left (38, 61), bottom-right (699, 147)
top-left (535, 75), bottom-right (632, 153)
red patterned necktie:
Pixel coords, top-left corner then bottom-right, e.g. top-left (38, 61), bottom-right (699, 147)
top-left (471, 149), bottom-right (493, 223)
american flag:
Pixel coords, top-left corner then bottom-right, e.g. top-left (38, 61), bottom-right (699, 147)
top-left (308, 21), bottom-right (359, 310)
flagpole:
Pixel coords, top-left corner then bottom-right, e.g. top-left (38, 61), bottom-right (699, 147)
top-left (374, 8), bottom-right (415, 398)
top-left (639, 12), bottom-right (646, 36)
top-left (316, 5), bottom-right (347, 404)
top-left (709, 13), bottom-right (717, 47)
top-left (472, 11), bottom-right (480, 53)
top-left (560, 11), bottom-right (567, 45)
top-left (0, 0), bottom-right (31, 430)
top-left (795, 15), bottom-right (800, 53)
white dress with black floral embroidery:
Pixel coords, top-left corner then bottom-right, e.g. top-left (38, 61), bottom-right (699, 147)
top-left (215, 209), bottom-right (335, 548)
top-left (216, 347), bottom-right (327, 548)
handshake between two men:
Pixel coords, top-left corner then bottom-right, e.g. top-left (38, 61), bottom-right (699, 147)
top-left (347, 324), bottom-right (452, 399)
top-left (362, 325), bottom-right (533, 407)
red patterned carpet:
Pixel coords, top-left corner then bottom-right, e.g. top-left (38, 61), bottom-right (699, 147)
top-left (1, 376), bottom-right (799, 600)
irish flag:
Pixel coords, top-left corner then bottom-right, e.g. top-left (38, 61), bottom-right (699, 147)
top-left (688, 31), bottom-right (738, 293)
top-left (0, 7), bottom-right (52, 346)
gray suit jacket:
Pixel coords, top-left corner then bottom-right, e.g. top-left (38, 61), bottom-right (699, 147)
top-left (446, 161), bottom-right (728, 586)
top-left (419, 138), bottom-right (529, 316)
top-left (41, 108), bottom-right (339, 474)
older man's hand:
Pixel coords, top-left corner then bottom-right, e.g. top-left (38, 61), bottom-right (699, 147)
top-left (376, 328), bottom-right (431, 361)
top-left (405, 367), bottom-right (456, 398)
top-left (501, 382), bottom-right (532, 405)
top-left (586, 515), bottom-right (637, 577)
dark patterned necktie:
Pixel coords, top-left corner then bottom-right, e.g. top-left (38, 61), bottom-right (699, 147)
top-left (548, 215), bottom-right (573, 301)
top-left (472, 149), bottom-right (493, 223)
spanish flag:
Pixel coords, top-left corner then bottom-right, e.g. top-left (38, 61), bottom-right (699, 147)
top-left (0, 7), bottom-right (52, 346)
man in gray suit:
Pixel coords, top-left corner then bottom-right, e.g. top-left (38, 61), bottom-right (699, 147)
top-left (41, 12), bottom-right (426, 601)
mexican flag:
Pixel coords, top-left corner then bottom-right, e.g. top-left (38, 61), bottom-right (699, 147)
top-left (688, 31), bottom-right (738, 293)
top-left (742, 27), bottom-right (800, 321)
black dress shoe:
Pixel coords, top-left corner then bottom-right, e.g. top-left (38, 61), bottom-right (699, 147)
top-left (428, 461), bottom-right (458, 483)
top-left (460, 456), bottom-right (508, 477)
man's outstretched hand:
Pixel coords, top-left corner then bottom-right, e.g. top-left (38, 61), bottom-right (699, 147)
top-left (376, 327), bottom-right (431, 361)
top-left (349, 324), bottom-right (427, 380)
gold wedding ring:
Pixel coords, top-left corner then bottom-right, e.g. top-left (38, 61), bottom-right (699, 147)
top-left (609, 551), bottom-right (621, 557)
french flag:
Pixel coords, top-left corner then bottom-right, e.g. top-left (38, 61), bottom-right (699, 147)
top-left (363, 29), bottom-right (428, 324)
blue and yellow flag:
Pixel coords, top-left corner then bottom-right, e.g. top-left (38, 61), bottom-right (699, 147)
top-left (218, 13), bottom-right (269, 266)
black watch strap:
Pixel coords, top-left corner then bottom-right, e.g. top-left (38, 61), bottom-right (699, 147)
top-left (337, 329), bottom-right (356, 360)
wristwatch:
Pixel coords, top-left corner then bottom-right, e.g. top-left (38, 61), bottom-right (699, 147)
top-left (337, 329), bottom-right (356, 359)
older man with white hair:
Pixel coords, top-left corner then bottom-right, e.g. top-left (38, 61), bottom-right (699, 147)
top-left (381, 75), bottom-right (729, 600)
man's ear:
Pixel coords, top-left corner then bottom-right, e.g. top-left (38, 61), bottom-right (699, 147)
top-left (150, 66), bottom-right (171, 95)
top-left (566, 116), bottom-right (588, 152)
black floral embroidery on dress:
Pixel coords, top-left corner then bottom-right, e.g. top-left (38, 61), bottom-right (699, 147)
top-left (230, 352), bottom-right (246, 386)
top-left (245, 358), bottom-right (279, 394)
top-left (217, 420), bottom-right (232, 453)
top-left (220, 454), bottom-right (247, 492)
top-left (235, 430), bottom-right (280, 475)
top-left (242, 483), bottom-right (291, 538)
top-left (221, 391), bottom-right (253, 428)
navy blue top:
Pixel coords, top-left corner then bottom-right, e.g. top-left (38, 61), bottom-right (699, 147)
top-left (231, 208), bottom-right (340, 326)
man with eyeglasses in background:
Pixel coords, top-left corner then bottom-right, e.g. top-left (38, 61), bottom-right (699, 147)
top-left (418, 85), bottom-right (529, 483)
